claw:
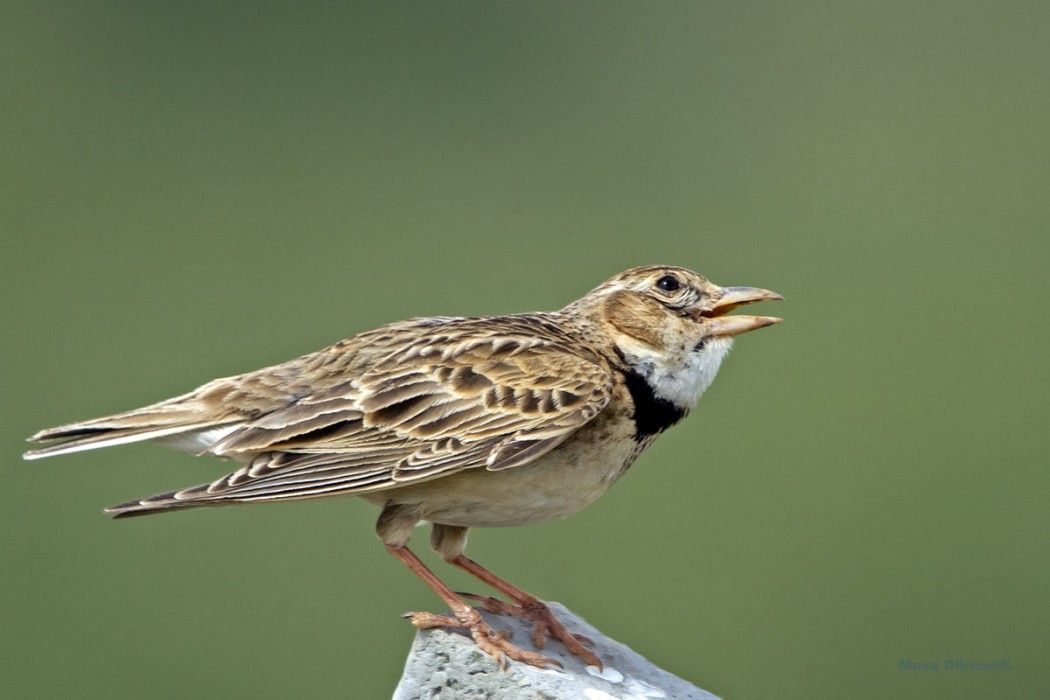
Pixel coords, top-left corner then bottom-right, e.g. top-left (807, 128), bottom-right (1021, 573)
top-left (403, 611), bottom-right (460, 629)
top-left (458, 592), bottom-right (521, 616)
top-left (450, 595), bottom-right (602, 670)
top-left (573, 632), bottom-right (595, 648)
top-left (404, 606), bottom-right (561, 669)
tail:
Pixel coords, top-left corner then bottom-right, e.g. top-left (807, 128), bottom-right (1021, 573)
top-left (25, 422), bottom-right (217, 460)
top-left (24, 401), bottom-right (238, 460)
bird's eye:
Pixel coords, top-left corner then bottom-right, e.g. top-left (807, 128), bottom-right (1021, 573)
top-left (655, 275), bottom-right (681, 293)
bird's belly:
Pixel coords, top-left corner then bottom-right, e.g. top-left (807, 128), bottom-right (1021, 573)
top-left (365, 425), bottom-right (644, 528)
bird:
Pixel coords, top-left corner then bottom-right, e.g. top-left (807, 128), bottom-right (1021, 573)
top-left (25, 265), bottom-right (782, 669)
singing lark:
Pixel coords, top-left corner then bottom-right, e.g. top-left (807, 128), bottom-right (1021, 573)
top-left (25, 265), bottom-right (782, 668)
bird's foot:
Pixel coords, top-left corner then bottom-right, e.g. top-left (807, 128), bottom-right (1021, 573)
top-left (460, 593), bottom-right (602, 669)
top-left (403, 607), bottom-right (560, 669)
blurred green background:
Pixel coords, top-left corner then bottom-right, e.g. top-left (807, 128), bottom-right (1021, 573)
top-left (3, 2), bottom-right (1048, 698)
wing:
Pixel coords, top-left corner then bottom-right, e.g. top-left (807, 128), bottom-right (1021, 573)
top-left (23, 316), bottom-right (461, 460)
top-left (105, 318), bottom-right (613, 516)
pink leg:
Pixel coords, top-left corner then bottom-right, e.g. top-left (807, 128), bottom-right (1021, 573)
top-left (386, 545), bottom-right (561, 669)
top-left (448, 554), bottom-right (602, 669)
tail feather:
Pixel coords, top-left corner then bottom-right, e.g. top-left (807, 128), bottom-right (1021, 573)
top-left (23, 385), bottom-right (234, 459)
top-left (24, 422), bottom-right (221, 460)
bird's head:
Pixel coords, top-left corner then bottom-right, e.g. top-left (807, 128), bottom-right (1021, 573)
top-left (568, 265), bottom-right (783, 408)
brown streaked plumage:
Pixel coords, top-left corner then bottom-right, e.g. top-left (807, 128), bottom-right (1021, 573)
top-left (25, 265), bottom-right (782, 669)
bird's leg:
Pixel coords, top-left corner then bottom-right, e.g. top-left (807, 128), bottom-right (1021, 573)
top-left (429, 523), bottom-right (601, 668)
top-left (449, 553), bottom-right (602, 669)
top-left (384, 544), bottom-right (560, 669)
top-left (378, 507), bottom-right (558, 668)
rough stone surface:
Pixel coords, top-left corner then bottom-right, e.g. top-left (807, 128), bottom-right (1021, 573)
top-left (392, 602), bottom-right (721, 700)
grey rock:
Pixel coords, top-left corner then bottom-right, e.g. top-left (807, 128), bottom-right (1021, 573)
top-left (392, 602), bottom-right (721, 700)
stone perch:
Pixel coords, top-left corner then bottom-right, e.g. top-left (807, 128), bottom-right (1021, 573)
top-left (393, 602), bottom-right (721, 699)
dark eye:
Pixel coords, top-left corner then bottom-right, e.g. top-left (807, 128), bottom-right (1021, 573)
top-left (656, 275), bottom-right (681, 292)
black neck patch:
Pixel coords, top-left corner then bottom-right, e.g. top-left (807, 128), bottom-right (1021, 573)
top-left (617, 365), bottom-right (688, 441)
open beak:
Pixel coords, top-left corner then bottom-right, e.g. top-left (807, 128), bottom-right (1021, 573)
top-left (701, 286), bottom-right (783, 337)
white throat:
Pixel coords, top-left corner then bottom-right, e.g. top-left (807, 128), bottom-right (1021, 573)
top-left (618, 336), bottom-right (734, 409)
